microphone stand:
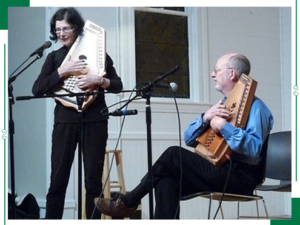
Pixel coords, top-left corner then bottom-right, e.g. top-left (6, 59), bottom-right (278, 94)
top-left (106, 65), bottom-right (180, 219)
top-left (140, 65), bottom-right (180, 219)
top-left (76, 95), bottom-right (84, 219)
top-left (16, 91), bottom-right (99, 219)
top-left (140, 87), bottom-right (155, 219)
top-left (8, 53), bottom-right (43, 219)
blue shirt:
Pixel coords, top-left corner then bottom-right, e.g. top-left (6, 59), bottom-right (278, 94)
top-left (184, 97), bottom-right (274, 165)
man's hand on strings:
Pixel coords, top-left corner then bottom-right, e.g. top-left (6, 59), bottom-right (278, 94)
top-left (202, 100), bottom-right (231, 123)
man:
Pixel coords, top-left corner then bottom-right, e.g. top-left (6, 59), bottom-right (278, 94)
top-left (94, 53), bottom-right (273, 219)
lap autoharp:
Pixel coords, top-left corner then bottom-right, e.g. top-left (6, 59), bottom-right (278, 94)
top-left (195, 74), bottom-right (257, 166)
top-left (54, 20), bottom-right (106, 111)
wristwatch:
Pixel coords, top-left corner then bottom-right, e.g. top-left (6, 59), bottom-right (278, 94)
top-left (100, 77), bottom-right (105, 86)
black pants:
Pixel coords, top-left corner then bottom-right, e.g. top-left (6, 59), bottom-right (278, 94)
top-left (136, 146), bottom-right (260, 219)
top-left (45, 120), bottom-right (108, 219)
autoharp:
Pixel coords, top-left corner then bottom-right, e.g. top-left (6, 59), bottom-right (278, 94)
top-left (54, 20), bottom-right (106, 111)
top-left (195, 74), bottom-right (257, 166)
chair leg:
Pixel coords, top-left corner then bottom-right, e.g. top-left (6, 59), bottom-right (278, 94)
top-left (208, 195), bottom-right (212, 219)
top-left (261, 198), bottom-right (269, 219)
top-left (254, 190), bottom-right (260, 219)
top-left (208, 196), bottom-right (225, 219)
top-left (237, 201), bottom-right (240, 219)
top-left (255, 199), bottom-right (260, 219)
top-left (220, 203), bottom-right (224, 219)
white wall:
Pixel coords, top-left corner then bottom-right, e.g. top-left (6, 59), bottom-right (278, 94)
top-left (280, 7), bottom-right (292, 216)
top-left (7, 7), bottom-right (291, 219)
top-left (280, 7), bottom-right (292, 130)
top-left (8, 6), bottom-right (48, 203)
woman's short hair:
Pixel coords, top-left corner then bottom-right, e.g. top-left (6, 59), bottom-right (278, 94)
top-left (50, 7), bottom-right (85, 42)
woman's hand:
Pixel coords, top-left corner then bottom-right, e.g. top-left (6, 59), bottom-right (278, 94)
top-left (58, 57), bottom-right (88, 79)
top-left (76, 74), bottom-right (110, 90)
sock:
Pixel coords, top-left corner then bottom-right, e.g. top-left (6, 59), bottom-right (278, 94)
top-left (124, 182), bottom-right (148, 208)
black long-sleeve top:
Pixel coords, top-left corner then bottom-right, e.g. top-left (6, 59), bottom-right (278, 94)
top-left (32, 46), bottom-right (123, 123)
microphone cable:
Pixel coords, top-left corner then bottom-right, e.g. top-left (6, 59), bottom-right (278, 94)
top-left (212, 156), bottom-right (232, 219)
top-left (91, 86), bottom-right (137, 219)
top-left (160, 79), bottom-right (182, 219)
top-left (99, 97), bottom-right (143, 115)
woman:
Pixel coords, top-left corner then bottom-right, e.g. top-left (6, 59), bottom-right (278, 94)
top-left (32, 7), bottom-right (123, 219)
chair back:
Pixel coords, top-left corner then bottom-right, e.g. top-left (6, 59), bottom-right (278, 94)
top-left (255, 134), bottom-right (269, 185)
top-left (265, 131), bottom-right (291, 181)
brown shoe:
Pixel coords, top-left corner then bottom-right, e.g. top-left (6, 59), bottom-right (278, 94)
top-left (94, 193), bottom-right (138, 217)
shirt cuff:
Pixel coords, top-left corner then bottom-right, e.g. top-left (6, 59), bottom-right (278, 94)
top-left (220, 122), bottom-right (235, 139)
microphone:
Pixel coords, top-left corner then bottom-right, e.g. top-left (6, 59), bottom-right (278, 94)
top-left (152, 65), bottom-right (180, 87)
top-left (103, 109), bottom-right (138, 117)
top-left (155, 82), bottom-right (178, 92)
top-left (166, 65), bottom-right (180, 75)
top-left (29, 41), bottom-right (52, 57)
top-left (15, 96), bottom-right (32, 101)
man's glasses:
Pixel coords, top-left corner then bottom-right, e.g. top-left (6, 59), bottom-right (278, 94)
top-left (54, 27), bottom-right (73, 34)
top-left (213, 67), bottom-right (235, 74)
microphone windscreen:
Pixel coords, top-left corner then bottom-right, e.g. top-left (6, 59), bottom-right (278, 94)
top-left (170, 82), bottom-right (178, 92)
top-left (45, 41), bottom-right (52, 48)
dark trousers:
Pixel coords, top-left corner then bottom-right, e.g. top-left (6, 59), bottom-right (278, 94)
top-left (45, 120), bottom-right (108, 219)
top-left (135, 146), bottom-right (259, 219)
